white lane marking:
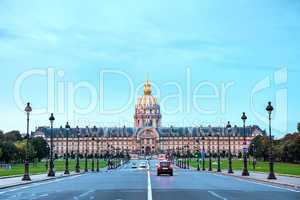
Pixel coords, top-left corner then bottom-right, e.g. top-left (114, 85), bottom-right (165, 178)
top-left (73, 189), bottom-right (95, 200)
top-left (39, 194), bottom-right (49, 197)
top-left (147, 163), bottom-right (152, 200)
top-left (208, 191), bottom-right (228, 200)
top-left (210, 173), bottom-right (300, 193)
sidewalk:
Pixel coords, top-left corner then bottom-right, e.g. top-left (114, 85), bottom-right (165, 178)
top-left (0, 171), bottom-right (80, 189)
top-left (219, 170), bottom-right (300, 190)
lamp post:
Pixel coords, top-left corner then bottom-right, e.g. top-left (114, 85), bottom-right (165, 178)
top-left (197, 148), bottom-right (200, 171)
top-left (241, 112), bottom-right (249, 176)
top-left (48, 113), bottom-right (55, 177)
top-left (85, 129), bottom-right (89, 172)
top-left (91, 135), bottom-right (95, 172)
top-left (202, 136), bottom-right (205, 171)
top-left (116, 148), bottom-right (120, 168)
top-left (266, 102), bottom-right (276, 179)
top-left (96, 130), bottom-right (100, 172)
top-left (22, 102), bottom-right (32, 181)
top-left (208, 133), bottom-right (212, 171)
top-left (183, 146), bottom-right (186, 169)
top-left (197, 134), bottom-right (200, 171)
top-left (186, 146), bottom-right (189, 169)
top-left (75, 126), bottom-right (80, 173)
top-left (181, 135), bottom-right (184, 168)
top-left (227, 121), bottom-right (233, 174)
top-left (64, 122), bottom-right (70, 175)
top-left (217, 133), bottom-right (221, 172)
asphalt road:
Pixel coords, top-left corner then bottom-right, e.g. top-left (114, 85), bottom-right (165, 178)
top-left (0, 159), bottom-right (299, 200)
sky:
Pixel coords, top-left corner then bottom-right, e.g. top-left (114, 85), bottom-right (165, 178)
top-left (0, 0), bottom-right (299, 138)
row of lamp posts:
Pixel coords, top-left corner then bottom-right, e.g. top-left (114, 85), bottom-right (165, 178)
top-left (176, 101), bottom-right (276, 179)
top-left (22, 107), bottom-right (124, 181)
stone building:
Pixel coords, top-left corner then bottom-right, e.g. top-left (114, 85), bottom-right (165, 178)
top-left (33, 80), bottom-right (264, 156)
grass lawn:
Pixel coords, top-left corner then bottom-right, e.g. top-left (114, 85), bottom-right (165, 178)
top-left (0, 159), bottom-right (107, 177)
top-left (189, 159), bottom-right (300, 176)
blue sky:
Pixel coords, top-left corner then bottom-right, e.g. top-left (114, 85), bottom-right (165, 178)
top-left (0, 0), bottom-right (299, 137)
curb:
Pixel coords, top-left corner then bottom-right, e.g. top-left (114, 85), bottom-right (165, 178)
top-left (218, 172), bottom-right (300, 191)
top-left (0, 173), bottom-right (81, 190)
top-left (0, 172), bottom-right (45, 180)
top-left (0, 172), bottom-right (83, 190)
top-left (183, 166), bottom-right (300, 191)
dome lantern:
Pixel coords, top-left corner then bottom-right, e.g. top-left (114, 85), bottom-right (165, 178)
top-left (144, 80), bottom-right (152, 95)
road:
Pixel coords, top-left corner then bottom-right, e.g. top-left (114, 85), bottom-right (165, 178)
top-left (0, 159), bottom-right (299, 200)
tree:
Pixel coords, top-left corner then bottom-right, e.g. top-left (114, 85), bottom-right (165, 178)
top-left (238, 151), bottom-right (242, 158)
top-left (14, 140), bottom-right (36, 162)
top-left (280, 133), bottom-right (300, 162)
top-left (0, 130), bottom-right (4, 141)
top-left (0, 142), bottom-right (17, 163)
top-left (31, 137), bottom-right (49, 161)
top-left (297, 123), bottom-right (300, 134)
top-left (249, 135), bottom-right (269, 161)
top-left (4, 130), bottom-right (22, 142)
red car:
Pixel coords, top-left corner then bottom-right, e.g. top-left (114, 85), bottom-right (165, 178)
top-left (157, 160), bottom-right (173, 176)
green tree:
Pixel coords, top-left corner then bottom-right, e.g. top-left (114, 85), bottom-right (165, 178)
top-left (31, 137), bottom-right (49, 161)
top-left (0, 130), bottom-right (4, 141)
top-left (281, 133), bottom-right (300, 162)
top-left (4, 130), bottom-right (22, 142)
top-left (297, 123), bottom-right (300, 133)
top-left (0, 142), bottom-right (17, 163)
top-left (15, 140), bottom-right (37, 162)
top-left (249, 135), bottom-right (269, 161)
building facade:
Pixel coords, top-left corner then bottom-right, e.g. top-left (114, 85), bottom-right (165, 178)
top-left (33, 80), bottom-right (264, 156)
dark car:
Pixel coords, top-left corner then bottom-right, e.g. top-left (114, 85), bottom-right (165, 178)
top-left (157, 160), bottom-right (173, 176)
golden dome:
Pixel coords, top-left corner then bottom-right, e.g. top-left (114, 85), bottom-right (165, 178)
top-left (136, 79), bottom-right (157, 106)
top-left (137, 95), bottom-right (157, 106)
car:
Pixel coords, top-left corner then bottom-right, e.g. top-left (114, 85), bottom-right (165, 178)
top-left (146, 156), bottom-right (152, 160)
top-left (158, 154), bottom-right (166, 160)
top-left (131, 162), bottom-right (137, 168)
top-left (157, 160), bottom-right (173, 176)
top-left (139, 161), bottom-right (147, 169)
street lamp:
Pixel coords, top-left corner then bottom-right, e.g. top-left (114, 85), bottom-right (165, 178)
top-left (202, 136), bottom-right (205, 171)
top-left (197, 132), bottom-right (200, 171)
top-left (217, 132), bottom-right (221, 172)
top-left (197, 148), bottom-right (200, 171)
top-left (64, 122), bottom-right (70, 175)
top-left (184, 146), bottom-right (187, 169)
top-left (241, 112), bottom-right (249, 176)
top-left (95, 127), bottom-right (100, 172)
top-left (75, 126), bottom-right (80, 173)
top-left (85, 127), bottom-right (89, 172)
top-left (22, 102), bottom-right (32, 181)
top-left (91, 135), bottom-right (95, 172)
top-left (208, 132), bottom-right (212, 171)
top-left (227, 121), bottom-right (233, 174)
top-left (48, 113), bottom-right (55, 177)
top-left (266, 102), bottom-right (276, 179)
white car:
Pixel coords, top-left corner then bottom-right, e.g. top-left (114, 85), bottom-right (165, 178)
top-left (131, 162), bottom-right (138, 168)
top-left (139, 162), bottom-right (147, 169)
